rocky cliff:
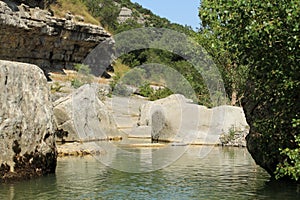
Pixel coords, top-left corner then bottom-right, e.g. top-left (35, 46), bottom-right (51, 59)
top-left (13, 0), bottom-right (55, 9)
top-left (0, 60), bottom-right (57, 182)
top-left (0, 0), bottom-right (112, 77)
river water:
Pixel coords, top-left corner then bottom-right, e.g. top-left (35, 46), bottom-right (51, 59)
top-left (1, 145), bottom-right (299, 200)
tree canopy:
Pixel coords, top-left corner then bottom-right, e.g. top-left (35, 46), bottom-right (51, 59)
top-left (199, 0), bottom-right (300, 181)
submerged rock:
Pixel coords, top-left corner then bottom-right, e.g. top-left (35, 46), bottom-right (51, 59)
top-left (134, 94), bottom-right (248, 145)
top-left (53, 84), bottom-right (120, 142)
top-left (0, 60), bottom-right (57, 182)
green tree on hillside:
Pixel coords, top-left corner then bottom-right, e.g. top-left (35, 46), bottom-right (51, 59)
top-left (84, 0), bottom-right (120, 30)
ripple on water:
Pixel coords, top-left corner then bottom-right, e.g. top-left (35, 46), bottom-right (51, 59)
top-left (1, 147), bottom-right (300, 200)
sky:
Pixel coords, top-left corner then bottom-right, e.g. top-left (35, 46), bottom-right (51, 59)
top-left (131, 0), bottom-right (200, 30)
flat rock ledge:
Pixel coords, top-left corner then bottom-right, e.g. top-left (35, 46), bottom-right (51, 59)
top-left (57, 142), bottom-right (104, 157)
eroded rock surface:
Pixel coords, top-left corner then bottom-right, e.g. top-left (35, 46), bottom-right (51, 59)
top-left (0, 60), bottom-right (57, 182)
top-left (0, 1), bottom-right (112, 76)
top-left (134, 94), bottom-right (248, 145)
top-left (53, 84), bottom-right (120, 142)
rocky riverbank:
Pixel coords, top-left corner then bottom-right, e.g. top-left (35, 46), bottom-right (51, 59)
top-left (0, 0), bottom-right (113, 181)
top-left (52, 91), bottom-right (249, 158)
top-left (0, 0), bottom-right (249, 184)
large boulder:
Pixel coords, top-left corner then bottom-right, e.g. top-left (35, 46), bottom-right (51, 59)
top-left (134, 94), bottom-right (248, 145)
top-left (0, 60), bottom-right (57, 182)
top-left (53, 84), bottom-right (120, 142)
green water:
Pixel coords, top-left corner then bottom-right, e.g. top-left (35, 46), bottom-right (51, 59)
top-left (1, 146), bottom-right (299, 199)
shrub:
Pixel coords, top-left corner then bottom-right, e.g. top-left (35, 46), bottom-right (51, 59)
top-left (71, 64), bottom-right (93, 88)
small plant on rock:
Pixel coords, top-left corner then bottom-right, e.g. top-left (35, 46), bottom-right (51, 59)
top-left (71, 64), bottom-right (93, 89)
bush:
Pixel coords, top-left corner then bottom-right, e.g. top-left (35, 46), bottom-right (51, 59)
top-left (275, 120), bottom-right (300, 181)
top-left (139, 83), bottom-right (153, 97)
top-left (149, 88), bottom-right (173, 101)
top-left (71, 64), bottom-right (93, 88)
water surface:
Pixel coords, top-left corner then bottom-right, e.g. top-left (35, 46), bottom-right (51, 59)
top-left (1, 146), bottom-right (299, 199)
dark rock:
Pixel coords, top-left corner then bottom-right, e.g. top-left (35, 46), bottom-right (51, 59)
top-left (14, 0), bottom-right (55, 9)
top-left (101, 71), bottom-right (111, 79)
top-left (106, 64), bottom-right (114, 72)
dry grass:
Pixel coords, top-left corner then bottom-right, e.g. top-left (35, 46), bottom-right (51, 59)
top-left (97, 77), bottom-right (110, 84)
top-left (49, 70), bottom-right (77, 82)
top-left (50, 0), bottom-right (100, 25)
top-left (113, 60), bottom-right (131, 77)
top-left (49, 70), bottom-right (111, 85)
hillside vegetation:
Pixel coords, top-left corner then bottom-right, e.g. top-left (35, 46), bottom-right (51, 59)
top-left (50, 0), bottom-right (99, 25)
top-left (48, 0), bottom-right (239, 107)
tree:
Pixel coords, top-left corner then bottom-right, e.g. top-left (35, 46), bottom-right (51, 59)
top-left (199, 0), bottom-right (300, 181)
top-left (195, 29), bottom-right (248, 106)
top-left (84, 0), bottom-right (120, 30)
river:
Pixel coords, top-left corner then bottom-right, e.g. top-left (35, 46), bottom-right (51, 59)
top-left (1, 145), bottom-right (299, 199)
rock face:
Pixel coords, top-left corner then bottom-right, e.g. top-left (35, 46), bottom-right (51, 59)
top-left (0, 60), bottom-right (57, 182)
top-left (0, 1), bottom-right (112, 76)
top-left (54, 84), bottom-right (120, 142)
top-left (13, 0), bottom-right (55, 9)
top-left (117, 7), bottom-right (132, 23)
top-left (134, 94), bottom-right (248, 145)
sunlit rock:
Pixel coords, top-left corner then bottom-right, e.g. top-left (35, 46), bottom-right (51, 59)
top-left (53, 84), bottom-right (120, 142)
top-left (0, 60), bottom-right (57, 182)
top-left (134, 94), bottom-right (249, 146)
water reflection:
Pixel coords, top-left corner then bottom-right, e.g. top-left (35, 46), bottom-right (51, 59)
top-left (1, 146), bottom-right (299, 199)
top-left (94, 141), bottom-right (190, 173)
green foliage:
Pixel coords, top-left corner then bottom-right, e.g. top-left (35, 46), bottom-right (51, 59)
top-left (138, 83), bottom-right (173, 101)
top-left (84, 0), bottom-right (195, 35)
top-left (275, 135), bottom-right (300, 181)
top-left (83, 0), bottom-right (207, 104)
top-left (50, 0), bottom-right (99, 25)
top-left (109, 73), bottom-right (120, 93)
top-left (71, 64), bottom-right (93, 88)
top-left (114, 19), bottom-right (143, 33)
top-left (149, 88), bottom-right (173, 101)
top-left (50, 82), bottom-right (63, 93)
top-left (71, 79), bottom-right (83, 89)
top-left (227, 126), bottom-right (237, 142)
top-left (139, 83), bottom-right (153, 97)
top-left (197, 9), bottom-right (248, 105)
top-left (84, 0), bottom-right (121, 31)
top-left (118, 48), bottom-right (212, 106)
top-left (199, 0), bottom-right (300, 180)
top-left (74, 63), bottom-right (91, 75)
